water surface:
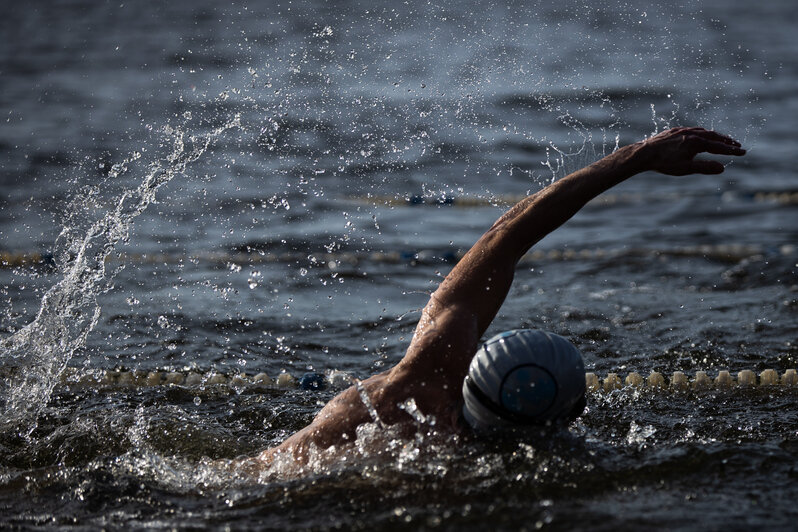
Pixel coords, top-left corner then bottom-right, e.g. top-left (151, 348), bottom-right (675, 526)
top-left (1, 0), bottom-right (796, 529)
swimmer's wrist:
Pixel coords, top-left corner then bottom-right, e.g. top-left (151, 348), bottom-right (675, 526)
top-left (613, 141), bottom-right (650, 176)
top-left (590, 142), bottom-right (647, 181)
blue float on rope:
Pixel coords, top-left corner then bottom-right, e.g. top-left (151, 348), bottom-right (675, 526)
top-left (299, 372), bottom-right (327, 391)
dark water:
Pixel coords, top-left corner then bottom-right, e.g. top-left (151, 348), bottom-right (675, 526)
top-left (1, 0), bottom-right (796, 529)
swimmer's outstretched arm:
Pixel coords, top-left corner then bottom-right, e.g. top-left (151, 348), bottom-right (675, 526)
top-left (399, 127), bottom-right (745, 400)
top-left (256, 128), bottom-right (744, 466)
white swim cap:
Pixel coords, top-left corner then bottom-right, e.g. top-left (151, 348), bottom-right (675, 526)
top-left (462, 329), bottom-right (585, 431)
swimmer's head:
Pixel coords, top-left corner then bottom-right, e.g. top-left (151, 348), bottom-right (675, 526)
top-left (461, 329), bottom-right (586, 432)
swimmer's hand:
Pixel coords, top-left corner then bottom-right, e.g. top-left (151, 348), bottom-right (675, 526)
top-left (636, 127), bottom-right (745, 176)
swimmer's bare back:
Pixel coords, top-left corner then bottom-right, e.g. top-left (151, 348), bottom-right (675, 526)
top-left (258, 127), bottom-right (745, 467)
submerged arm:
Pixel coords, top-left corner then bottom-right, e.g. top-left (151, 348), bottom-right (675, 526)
top-left (398, 127), bottom-right (745, 395)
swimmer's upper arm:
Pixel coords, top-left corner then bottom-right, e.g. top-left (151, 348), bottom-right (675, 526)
top-left (395, 219), bottom-right (530, 391)
top-left (393, 303), bottom-right (481, 401)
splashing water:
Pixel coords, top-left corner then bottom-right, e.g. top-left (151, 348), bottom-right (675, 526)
top-left (355, 379), bottom-right (385, 428)
top-left (0, 115), bottom-right (240, 434)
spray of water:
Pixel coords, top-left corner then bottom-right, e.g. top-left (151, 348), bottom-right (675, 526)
top-left (0, 115), bottom-right (240, 434)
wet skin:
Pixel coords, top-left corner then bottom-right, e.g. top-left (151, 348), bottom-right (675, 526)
top-left (257, 127), bottom-right (746, 465)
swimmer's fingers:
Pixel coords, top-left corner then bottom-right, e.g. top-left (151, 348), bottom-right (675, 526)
top-left (687, 135), bottom-right (746, 157)
top-left (680, 127), bottom-right (742, 147)
top-left (687, 159), bottom-right (725, 175)
top-left (700, 130), bottom-right (742, 147)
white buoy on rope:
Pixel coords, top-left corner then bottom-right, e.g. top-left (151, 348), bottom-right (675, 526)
top-left (603, 373), bottom-right (621, 392)
top-left (229, 374), bottom-right (248, 388)
top-left (715, 370), bottom-right (734, 387)
top-left (207, 374), bottom-right (227, 385)
top-left (164, 372), bottom-right (184, 385)
top-left (647, 371), bottom-right (665, 388)
top-left (276, 372), bottom-right (297, 388)
top-left (185, 372), bottom-right (203, 386)
top-left (737, 370), bottom-right (756, 386)
top-left (146, 371), bottom-right (163, 387)
top-left (671, 371), bottom-right (689, 390)
top-left (759, 369), bottom-right (778, 386)
top-left (585, 372), bottom-right (599, 392)
top-left (327, 370), bottom-right (354, 389)
top-left (117, 371), bottom-right (134, 387)
top-left (625, 372), bottom-right (644, 387)
top-left (252, 372), bottom-right (274, 386)
top-left (693, 371), bottom-right (711, 389)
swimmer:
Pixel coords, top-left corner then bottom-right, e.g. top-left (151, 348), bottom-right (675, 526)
top-left (258, 127), bottom-right (745, 465)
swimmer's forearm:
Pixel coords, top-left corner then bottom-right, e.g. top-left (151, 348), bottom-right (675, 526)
top-left (427, 143), bottom-right (646, 335)
top-left (499, 127), bottom-right (744, 254)
top-left (495, 142), bottom-right (645, 255)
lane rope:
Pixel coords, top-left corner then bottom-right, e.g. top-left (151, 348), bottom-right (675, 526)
top-left (52, 367), bottom-right (798, 393)
top-left (1, 242), bottom-right (793, 269)
top-left (348, 190), bottom-right (798, 208)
